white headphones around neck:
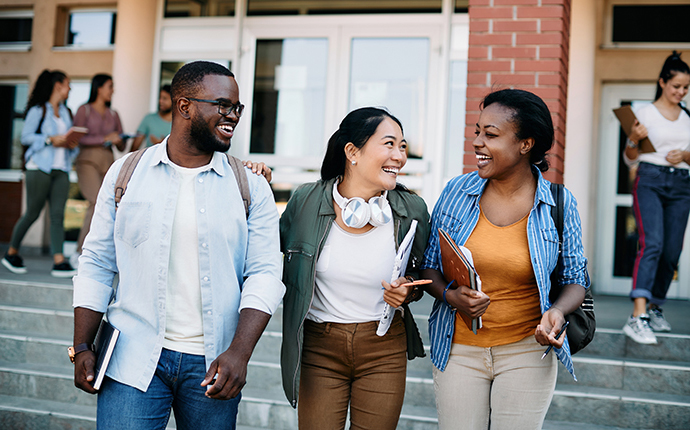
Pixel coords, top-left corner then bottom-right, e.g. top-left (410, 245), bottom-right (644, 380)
top-left (332, 180), bottom-right (392, 228)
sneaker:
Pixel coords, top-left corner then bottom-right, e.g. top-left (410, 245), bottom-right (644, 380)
top-left (623, 314), bottom-right (658, 345)
top-left (2, 253), bottom-right (27, 274)
top-left (51, 262), bottom-right (77, 278)
top-left (648, 306), bottom-right (672, 332)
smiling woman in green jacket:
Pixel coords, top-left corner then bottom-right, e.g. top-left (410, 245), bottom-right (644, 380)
top-left (279, 107), bottom-right (430, 430)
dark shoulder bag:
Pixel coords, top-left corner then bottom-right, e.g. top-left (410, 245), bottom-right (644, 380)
top-left (548, 183), bottom-right (596, 354)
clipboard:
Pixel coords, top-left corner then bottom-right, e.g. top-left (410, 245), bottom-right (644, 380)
top-left (439, 228), bottom-right (482, 334)
top-left (612, 105), bottom-right (656, 153)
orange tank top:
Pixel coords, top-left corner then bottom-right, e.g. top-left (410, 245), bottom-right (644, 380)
top-left (452, 208), bottom-right (542, 347)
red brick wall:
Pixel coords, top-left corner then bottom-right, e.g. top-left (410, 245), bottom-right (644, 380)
top-left (465, 0), bottom-right (571, 183)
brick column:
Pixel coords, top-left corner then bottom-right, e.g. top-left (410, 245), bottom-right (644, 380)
top-left (464, 0), bottom-right (571, 182)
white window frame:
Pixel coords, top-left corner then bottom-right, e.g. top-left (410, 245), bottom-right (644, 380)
top-left (53, 7), bottom-right (117, 52)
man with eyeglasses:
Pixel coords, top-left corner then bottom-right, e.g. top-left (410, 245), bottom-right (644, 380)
top-left (71, 61), bottom-right (284, 429)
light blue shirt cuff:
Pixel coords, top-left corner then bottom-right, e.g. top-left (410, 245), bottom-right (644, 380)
top-left (239, 273), bottom-right (285, 315)
top-left (73, 275), bottom-right (114, 312)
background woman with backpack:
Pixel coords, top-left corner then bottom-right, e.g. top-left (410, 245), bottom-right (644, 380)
top-left (1, 70), bottom-right (79, 277)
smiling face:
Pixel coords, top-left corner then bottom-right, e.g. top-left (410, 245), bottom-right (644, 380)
top-left (188, 74), bottom-right (240, 153)
top-left (659, 72), bottom-right (690, 106)
top-left (473, 103), bottom-right (533, 180)
top-left (347, 117), bottom-right (407, 193)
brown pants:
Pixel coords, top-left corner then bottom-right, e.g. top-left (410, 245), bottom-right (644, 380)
top-left (298, 312), bottom-right (407, 430)
top-left (75, 146), bottom-right (114, 252)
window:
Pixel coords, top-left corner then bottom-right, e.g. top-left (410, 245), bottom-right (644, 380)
top-left (445, 60), bottom-right (468, 178)
top-left (455, 0), bottom-right (469, 13)
top-left (0, 82), bottom-right (29, 170)
top-left (165, 0), bottom-right (236, 18)
top-left (56, 8), bottom-right (117, 48)
top-left (612, 5), bottom-right (690, 43)
top-left (250, 39), bottom-right (328, 156)
top-left (0, 9), bottom-right (33, 50)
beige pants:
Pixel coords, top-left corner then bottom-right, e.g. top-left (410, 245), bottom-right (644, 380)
top-left (433, 335), bottom-right (557, 430)
top-left (75, 146), bottom-right (114, 252)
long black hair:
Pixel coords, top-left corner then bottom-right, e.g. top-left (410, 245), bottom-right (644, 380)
top-left (87, 74), bottom-right (113, 107)
top-left (654, 51), bottom-right (690, 102)
top-left (320, 107), bottom-right (404, 181)
top-left (26, 70), bottom-right (68, 113)
top-left (481, 89), bottom-right (554, 172)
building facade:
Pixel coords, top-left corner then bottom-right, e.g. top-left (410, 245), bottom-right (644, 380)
top-left (1, 0), bottom-right (689, 298)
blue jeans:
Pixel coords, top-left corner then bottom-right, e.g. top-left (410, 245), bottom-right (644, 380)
top-left (631, 162), bottom-right (690, 305)
top-left (97, 348), bottom-right (241, 429)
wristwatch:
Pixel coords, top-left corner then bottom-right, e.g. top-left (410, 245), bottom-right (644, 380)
top-left (626, 140), bottom-right (638, 149)
top-left (68, 343), bottom-right (94, 364)
top-left (45, 137), bottom-right (52, 146)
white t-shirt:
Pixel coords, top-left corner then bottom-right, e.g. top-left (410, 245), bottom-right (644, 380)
top-left (162, 161), bottom-right (209, 355)
top-left (308, 220), bottom-right (397, 323)
top-left (634, 103), bottom-right (690, 169)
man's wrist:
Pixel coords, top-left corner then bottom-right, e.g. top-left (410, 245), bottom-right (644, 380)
top-left (68, 342), bottom-right (95, 363)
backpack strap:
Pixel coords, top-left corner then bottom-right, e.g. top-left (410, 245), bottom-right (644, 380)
top-left (549, 182), bottom-right (564, 303)
top-left (114, 147), bottom-right (149, 210)
top-left (226, 154), bottom-right (251, 219)
top-left (37, 104), bottom-right (47, 134)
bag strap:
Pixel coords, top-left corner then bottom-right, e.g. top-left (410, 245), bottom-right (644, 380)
top-left (549, 182), bottom-right (564, 303)
top-left (114, 147), bottom-right (149, 209)
top-left (113, 149), bottom-right (251, 219)
top-left (37, 104), bottom-right (47, 134)
top-left (226, 154), bottom-right (251, 218)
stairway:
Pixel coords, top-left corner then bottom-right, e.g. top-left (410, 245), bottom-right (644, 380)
top-left (0, 277), bottom-right (688, 429)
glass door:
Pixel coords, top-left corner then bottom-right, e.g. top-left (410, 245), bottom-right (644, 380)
top-left (596, 84), bottom-right (690, 299)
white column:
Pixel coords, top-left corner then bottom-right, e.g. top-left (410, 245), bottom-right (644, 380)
top-left (110, 0), bottom-right (159, 154)
top-left (564, 0), bottom-right (596, 257)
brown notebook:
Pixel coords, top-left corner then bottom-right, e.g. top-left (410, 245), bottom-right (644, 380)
top-left (612, 106), bottom-right (656, 153)
top-left (439, 228), bottom-right (480, 334)
top-left (64, 126), bottom-right (89, 145)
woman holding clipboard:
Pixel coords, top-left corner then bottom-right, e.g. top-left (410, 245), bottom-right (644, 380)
top-left (420, 89), bottom-right (589, 430)
top-left (279, 107), bottom-right (429, 429)
top-left (2, 70), bottom-right (80, 277)
top-left (622, 52), bottom-right (690, 345)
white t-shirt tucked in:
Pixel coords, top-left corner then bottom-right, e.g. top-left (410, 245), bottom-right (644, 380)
top-left (634, 103), bottom-right (690, 169)
top-left (308, 220), bottom-right (397, 323)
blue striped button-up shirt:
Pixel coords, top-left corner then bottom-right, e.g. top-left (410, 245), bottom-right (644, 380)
top-left (421, 169), bottom-right (589, 379)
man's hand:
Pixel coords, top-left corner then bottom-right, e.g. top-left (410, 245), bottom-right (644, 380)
top-left (446, 285), bottom-right (490, 319)
top-left (201, 349), bottom-right (248, 400)
top-left (74, 350), bottom-right (98, 394)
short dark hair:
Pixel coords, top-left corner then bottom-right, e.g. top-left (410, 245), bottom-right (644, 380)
top-left (87, 74), bottom-right (113, 106)
top-left (321, 107), bottom-right (404, 181)
top-left (481, 89), bottom-right (554, 172)
top-left (655, 51), bottom-right (690, 101)
top-left (26, 70), bottom-right (68, 113)
top-left (170, 61), bottom-right (234, 105)
top-left (161, 84), bottom-right (171, 95)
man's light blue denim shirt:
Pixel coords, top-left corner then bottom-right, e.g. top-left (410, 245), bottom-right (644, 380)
top-left (73, 140), bottom-right (285, 391)
top-left (421, 169), bottom-right (589, 380)
top-left (21, 103), bottom-right (79, 173)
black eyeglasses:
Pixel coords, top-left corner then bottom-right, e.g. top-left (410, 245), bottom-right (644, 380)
top-left (186, 97), bottom-right (245, 118)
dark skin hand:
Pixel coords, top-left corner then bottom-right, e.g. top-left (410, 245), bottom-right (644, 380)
top-left (201, 308), bottom-right (271, 400)
top-left (534, 283), bottom-right (586, 348)
top-left (73, 307), bottom-right (104, 394)
top-left (420, 268), bottom-right (490, 319)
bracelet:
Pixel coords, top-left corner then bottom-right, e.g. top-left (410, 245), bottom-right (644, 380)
top-left (443, 281), bottom-right (456, 311)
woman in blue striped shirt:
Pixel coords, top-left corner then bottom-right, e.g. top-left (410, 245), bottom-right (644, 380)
top-left (420, 89), bottom-right (589, 430)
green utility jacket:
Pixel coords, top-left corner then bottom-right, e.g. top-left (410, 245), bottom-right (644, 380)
top-left (279, 177), bottom-right (431, 408)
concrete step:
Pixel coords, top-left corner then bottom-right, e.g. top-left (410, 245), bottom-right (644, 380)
top-left (542, 421), bottom-right (655, 430)
top-left (546, 385), bottom-right (690, 430)
top-left (584, 328), bottom-right (690, 363)
top-left (0, 330), bottom-right (72, 367)
top-left (0, 303), bottom-right (73, 338)
top-left (0, 279), bottom-right (74, 310)
top-left (558, 355), bottom-right (690, 396)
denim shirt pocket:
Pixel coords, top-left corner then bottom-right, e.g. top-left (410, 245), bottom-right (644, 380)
top-left (540, 227), bottom-right (560, 277)
top-left (115, 202), bottom-right (152, 248)
top-left (439, 211), bottom-right (463, 233)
